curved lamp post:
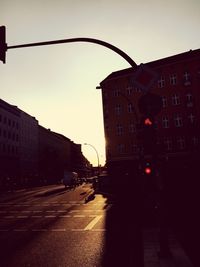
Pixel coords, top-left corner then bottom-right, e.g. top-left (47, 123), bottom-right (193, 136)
top-left (84, 143), bottom-right (100, 176)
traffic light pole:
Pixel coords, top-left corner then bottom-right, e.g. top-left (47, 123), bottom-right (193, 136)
top-left (1, 26), bottom-right (137, 68)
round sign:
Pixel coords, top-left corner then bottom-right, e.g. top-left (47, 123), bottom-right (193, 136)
top-left (138, 93), bottom-right (162, 116)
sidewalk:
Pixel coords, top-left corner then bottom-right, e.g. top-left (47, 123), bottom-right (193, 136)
top-left (144, 228), bottom-right (193, 267)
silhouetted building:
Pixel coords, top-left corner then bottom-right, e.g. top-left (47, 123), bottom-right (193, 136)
top-left (0, 98), bottom-right (91, 188)
top-left (0, 99), bottom-right (20, 186)
top-left (19, 110), bottom-right (39, 185)
top-left (99, 49), bottom-right (200, 170)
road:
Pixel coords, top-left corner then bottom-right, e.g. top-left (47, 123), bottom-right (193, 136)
top-left (0, 183), bottom-right (111, 267)
top-left (0, 182), bottom-right (144, 266)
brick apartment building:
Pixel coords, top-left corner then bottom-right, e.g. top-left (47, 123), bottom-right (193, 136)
top-left (99, 49), bottom-right (200, 174)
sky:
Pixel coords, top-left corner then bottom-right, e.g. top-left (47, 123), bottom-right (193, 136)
top-left (0, 0), bottom-right (199, 166)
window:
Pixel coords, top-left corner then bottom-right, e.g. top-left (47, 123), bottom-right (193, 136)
top-left (188, 113), bottom-right (195, 124)
top-left (186, 93), bottom-right (193, 107)
top-left (126, 86), bottom-right (132, 95)
top-left (162, 96), bottom-right (167, 108)
top-left (183, 71), bottom-right (191, 85)
top-left (127, 103), bottom-right (133, 113)
top-left (113, 89), bottom-right (121, 97)
top-left (172, 94), bottom-right (180, 106)
top-left (115, 104), bottom-right (122, 115)
top-left (162, 116), bottom-right (169, 128)
top-left (192, 136), bottom-right (198, 146)
top-left (158, 76), bottom-right (165, 88)
top-left (183, 71), bottom-right (190, 81)
top-left (186, 93), bottom-right (193, 102)
top-left (164, 137), bottom-right (172, 151)
top-left (117, 144), bottom-right (125, 154)
top-left (131, 144), bottom-right (138, 153)
top-left (174, 114), bottom-right (183, 127)
top-left (116, 124), bottom-right (123, 136)
top-left (177, 136), bottom-right (185, 150)
top-left (170, 74), bottom-right (177, 85)
top-left (129, 123), bottom-right (136, 133)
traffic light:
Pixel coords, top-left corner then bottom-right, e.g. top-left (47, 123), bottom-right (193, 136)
top-left (0, 26), bottom-right (7, 63)
top-left (141, 116), bottom-right (156, 154)
top-left (144, 162), bottom-right (152, 175)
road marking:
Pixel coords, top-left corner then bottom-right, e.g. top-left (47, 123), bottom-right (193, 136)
top-left (17, 215), bottom-right (28, 218)
top-left (69, 210), bottom-right (80, 213)
top-left (45, 215), bottom-right (56, 218)
top-left (91, 229), bottom-right (106, 232)
top-left (71, 229), bottom-right (84, 231)
top-left (32, 229), bottom-right (47, 232)
top-left (51, 229), bottom-right (66, 232)
top-left (73, 215), bottom-right (85, 218)
top-left (59, 215), bottom-right (71, 218)
top-left (4, 215), bottom-right (14, 218)
top-left (84, 215), bottom-right (102, 231)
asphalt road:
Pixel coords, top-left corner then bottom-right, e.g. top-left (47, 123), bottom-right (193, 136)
top-left (0, 183), bottom-right (110, 267)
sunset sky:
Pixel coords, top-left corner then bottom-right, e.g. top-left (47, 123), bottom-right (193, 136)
top-left (0, 0), bottom-right (199, 166)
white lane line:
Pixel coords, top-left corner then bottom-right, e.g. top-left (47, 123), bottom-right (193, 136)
top-left (51, 229), bottom-right (66, 232)
top-left (69, 210), bottom-right (80, 213)
top-left (84, 215), bottom-right (103, 231)
top-left (17, 215), bottom-right (28, 218)
top-left (45, 215), bottom-right (56, 218)
top-left (0, 229), bottom-right (9, 232)
top-left (71, 229), bottom-right (84, 231)
top-left (91, 229), bottom-right (106, 232)
top-left (32, 229), bottom-right (47, 232)
top-left (73, 215), bottom-right (85, 218)
top-left (4, 215), bottom-right (15, 218)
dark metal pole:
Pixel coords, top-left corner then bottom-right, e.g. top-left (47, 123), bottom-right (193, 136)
top-left (7, 37), bottom-right (137, 68)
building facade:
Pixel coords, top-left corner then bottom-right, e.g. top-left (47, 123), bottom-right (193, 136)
top-left (19, 111), bottom-right (39, 185)
top-left (0, 99), bottom-right (20, 186)
top-left (99, 49), bottom-right (200, 171)
top-left (0, 98), bottom-right (89, 188)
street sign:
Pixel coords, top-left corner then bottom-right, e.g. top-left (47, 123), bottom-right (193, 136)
top-left (138, 93), bottom-right (162, 116)
top-left (130, 63), bottom-right (159, 93)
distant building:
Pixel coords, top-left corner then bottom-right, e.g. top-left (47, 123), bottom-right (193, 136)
top-left (0, 98), bottom-right (90, 188)
top-left (19, 110), bottom-right (39, 184)
top-left (0, 99), bottom-right (20, 185)
top-left (38, 126), bottom-right (71, 184)
top-left (99, 49), bottom-right (200, 171)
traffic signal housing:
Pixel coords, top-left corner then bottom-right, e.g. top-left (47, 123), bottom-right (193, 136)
top-left (144, 162), bottom-right (152, 175)
top-left (0, 26), bottom-right (7, 63)
top-left (141, 116), bottom-right (156, 154)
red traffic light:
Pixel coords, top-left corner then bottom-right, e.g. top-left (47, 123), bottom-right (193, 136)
top-left (144, 167), bottom-right (152, 174)
top-left (144, 117), bottom-right (153, 126)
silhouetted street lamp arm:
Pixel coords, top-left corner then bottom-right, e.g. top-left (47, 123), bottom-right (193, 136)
top-left (7, 37), bottom-right (137, 68)
top-left (84, 143), bottom-right (100, 173)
